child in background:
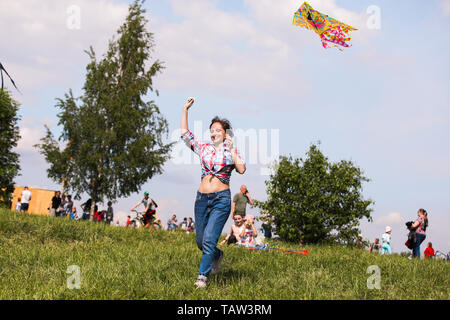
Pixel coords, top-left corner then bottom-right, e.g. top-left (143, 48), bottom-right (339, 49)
top-left (180, 218), bottom-right (188, 231)
top-left (15, 198), bottom-right (22, 212)
top-left (381, 226), bottom-right (392, 255)
top-left (186, 217), bottom-right (195, 233)
top-left (239, 215), bottom-right (258, 248)
top-left (126, 216), bottom-right (131, 227)
top-left (424, 242), bottom-right (435, 259)
top-left (220, 214), bottom-right (245, 246)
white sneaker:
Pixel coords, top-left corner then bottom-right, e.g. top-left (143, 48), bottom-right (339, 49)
top-left (211, 250), bottom-right (224, 275)
top-left (194, 275), bottom-right (208, 289)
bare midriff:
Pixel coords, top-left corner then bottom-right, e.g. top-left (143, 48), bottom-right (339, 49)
top-left (198, 174), bottom-right (229, 194)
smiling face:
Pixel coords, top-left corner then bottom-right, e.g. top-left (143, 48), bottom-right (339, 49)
top-left (233, 215), bottom-right (243, 226)
top-left (210, 122), bottom-right (225, 145)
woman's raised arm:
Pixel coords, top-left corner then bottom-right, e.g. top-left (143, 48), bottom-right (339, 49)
top-left (181, 98), bottom-right (194, 136)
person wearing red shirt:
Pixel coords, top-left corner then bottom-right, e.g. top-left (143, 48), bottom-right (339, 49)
top-left (126, 216), bottom-right (131, 227)
top-left (424, 242), bottom-right (435, 259)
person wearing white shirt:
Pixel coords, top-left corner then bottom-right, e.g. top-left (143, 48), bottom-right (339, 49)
top-left (15, 198), bottom-right (22, 212)
top-left (20, 187), bottom-right (32, 212)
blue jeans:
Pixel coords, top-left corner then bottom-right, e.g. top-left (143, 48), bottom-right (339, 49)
top-left (194, 189), bottom-right (231, 278)
top-left (413, 233), bottom-right (426, 258)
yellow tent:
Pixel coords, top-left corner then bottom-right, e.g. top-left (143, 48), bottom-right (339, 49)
top-left (11, 186), bottom-right (57, 216)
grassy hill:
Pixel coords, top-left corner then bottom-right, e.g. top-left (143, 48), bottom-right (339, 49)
top-left (0, 208), bottom-right (448, 300)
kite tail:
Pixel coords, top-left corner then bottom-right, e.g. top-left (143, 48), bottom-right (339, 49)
top-left (320, 26), bottom-right (353, 50)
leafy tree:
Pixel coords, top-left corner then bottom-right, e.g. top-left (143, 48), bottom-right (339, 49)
top-left (0, 89), bottom-right (21, 206)
top-left (255, 144), bottom-right (374, 244)
top-left (35, 0), bottom-right (172, 218)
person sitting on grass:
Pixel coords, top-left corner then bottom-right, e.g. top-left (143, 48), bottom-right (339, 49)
top-left (220, 214), bottom-right (245, 246)
top-left (239, 215), bottom-right (258, 248)
top-left (369, 238), bottom-right (381, 253)
top-left (69, 207), bottom-right (78, 220)
top-left (186, 217), bottom-right (195, 233)
top-left (167, 215), bottom-right (178, 231)
top-left (180, 217), bottom-right (189, 231)
top-left (424, 242), bottom-right (435, 259)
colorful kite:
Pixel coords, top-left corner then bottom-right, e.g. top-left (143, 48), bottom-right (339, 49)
top-left (293, 2), bottom-right (357, 50)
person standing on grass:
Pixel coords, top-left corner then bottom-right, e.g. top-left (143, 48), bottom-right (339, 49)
top-left (106, 201), bottom-right (114, 225)
top-left (181, 97), bottom-right (246, 289)
top-left (65, 195), bottom-right (74, 217)
top-left (58, 194), bottom-right (67, 217)
top-left (381, 226), bottom-right (392, 255)
top-left (260, 210), bottom-right (274, 239)
top-left (15, 198), bottom-right (22, 212)
top-left (411, 208), bottom-right (428, 258)
top-left (49, 191), bottom-right (61, 217)
top-left (424, 242), bottom-right (435, 259)
top-left (232, 185), bottom-right (253, 219)
top-left (20, 186), bottom-right (32, 213)
top-left (81, 198), bottom-right (92, 220)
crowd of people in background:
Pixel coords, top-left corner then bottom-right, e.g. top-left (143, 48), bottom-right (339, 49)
top-left (166, 215), bottom-right (195, 233)
top-left (368, 208), bottom-right (435, 259)
top-left (13, 187), bottom-right (442, 260)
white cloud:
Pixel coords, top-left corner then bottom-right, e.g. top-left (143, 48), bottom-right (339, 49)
top-left (151, 0), bottom-right (312, 108)
top-left (149, 0), bottom-right (375, 110)
top-left (15, 116), bottom-right (55, 154)
top-left (374, 212), bottom-right (405, 226)
top-left (0, 0), bottom-right (128, 95)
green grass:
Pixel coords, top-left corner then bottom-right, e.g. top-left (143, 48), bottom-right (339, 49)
top-left (0, 208), bottom-right (448, 300)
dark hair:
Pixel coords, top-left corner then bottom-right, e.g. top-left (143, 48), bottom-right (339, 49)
top-left (418, 208), bottom-right (429, 229)
top-left (209, 116), bottom-right (233, 137)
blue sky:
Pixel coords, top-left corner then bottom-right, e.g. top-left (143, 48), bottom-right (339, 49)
top-left (1, 0), bottom-right (449, 253)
